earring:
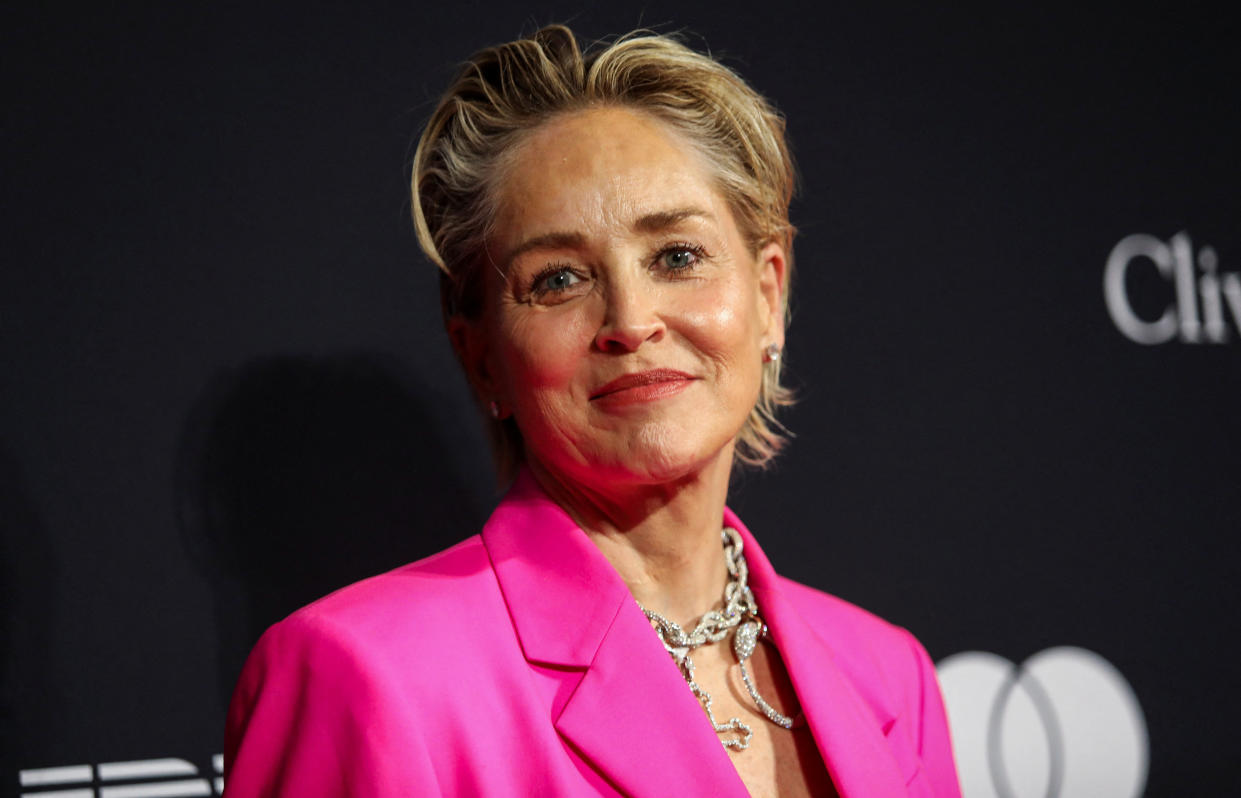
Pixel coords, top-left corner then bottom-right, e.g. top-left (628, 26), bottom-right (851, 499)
top-left (488, 400), bottom-right (501, 419)
top-left (762, 343), bottom-right (781, 364)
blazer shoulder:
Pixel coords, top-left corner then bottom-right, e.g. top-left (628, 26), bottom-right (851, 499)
top-left (289, 533), bottom-right (499, 632)
top-left (228, 533), bottom-right (512, 749)
top-left (773, 575), bottom-right (937, 714)
top-left (775, 575), bottom-right (912, 653)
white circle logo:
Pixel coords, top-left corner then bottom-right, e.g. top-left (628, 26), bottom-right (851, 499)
top-left (937, 647), bottom-right (1148, 798)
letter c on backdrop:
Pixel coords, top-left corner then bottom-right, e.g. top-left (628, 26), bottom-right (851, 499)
top-left (1104, 233), bottom-right (1178, 344)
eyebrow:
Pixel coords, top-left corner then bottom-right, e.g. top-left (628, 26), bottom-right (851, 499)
top-left (633, 207), bottom-right (715, 233)
top-left (504, 207), bottom-right (715, 265)
top-left (505, 231), bottom-right (586, 263)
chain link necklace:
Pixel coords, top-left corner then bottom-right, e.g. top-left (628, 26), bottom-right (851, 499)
top-left (638, 527), bottom-right (800, 751)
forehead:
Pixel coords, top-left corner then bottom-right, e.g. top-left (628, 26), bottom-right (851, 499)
top-left (490, 107), bottom-right (723, 247)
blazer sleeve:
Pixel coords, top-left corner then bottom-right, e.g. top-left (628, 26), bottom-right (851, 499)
top-left (223, 612), bottom-right (441, 797)
top-left (902, 628), bottom-right (962, 797)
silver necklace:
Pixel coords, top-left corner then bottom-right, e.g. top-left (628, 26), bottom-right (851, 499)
top-left (639, 528), bottom-right (800, 752)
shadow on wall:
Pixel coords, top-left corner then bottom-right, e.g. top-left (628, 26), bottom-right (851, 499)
top-left (0, 446), bottom-right (57, 785)
top-left (176, 353), bottom-right (489, 711)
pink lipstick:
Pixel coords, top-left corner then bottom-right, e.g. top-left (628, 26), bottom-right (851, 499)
top-left (589, 369), bottom-right (696, 404)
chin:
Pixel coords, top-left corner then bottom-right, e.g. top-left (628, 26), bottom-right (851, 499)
top-left (594, 423), bottom-right (734, 486)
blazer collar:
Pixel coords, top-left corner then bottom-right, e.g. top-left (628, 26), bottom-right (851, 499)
top-left (481, 469), bottom-right (627, 667)
top-left (482, 472), bottom-right (908, 797)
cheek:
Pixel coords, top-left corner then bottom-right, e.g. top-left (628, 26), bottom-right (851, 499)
top-left (495, 311), bottom-right (594, 393)
top-left (679, 279), bottom-right (763, 366)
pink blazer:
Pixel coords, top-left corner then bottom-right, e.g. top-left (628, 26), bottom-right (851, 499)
top-left (224, 472), bottom-right (961, 797)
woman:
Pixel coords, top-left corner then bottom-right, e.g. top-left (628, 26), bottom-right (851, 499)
top-left (224, 25), bottom-right (961, 798)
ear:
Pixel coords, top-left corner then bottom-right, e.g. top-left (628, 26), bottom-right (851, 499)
top-left (447, 313), bottom-right (505, 415)
top-left (755, 240), bottom-right (787, 351)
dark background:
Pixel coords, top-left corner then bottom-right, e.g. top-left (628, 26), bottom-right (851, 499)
top-left (3, 3), bottom-right (1238, 795)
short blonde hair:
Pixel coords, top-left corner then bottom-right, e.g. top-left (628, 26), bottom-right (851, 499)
top-left (411, 25), bottom-right (796, 481)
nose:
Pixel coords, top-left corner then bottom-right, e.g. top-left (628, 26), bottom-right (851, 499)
top-left (593, 278), bottom-right (666, 353)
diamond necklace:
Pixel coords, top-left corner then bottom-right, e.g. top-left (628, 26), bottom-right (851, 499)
top-left (638, 527), bottom-right (800, 751)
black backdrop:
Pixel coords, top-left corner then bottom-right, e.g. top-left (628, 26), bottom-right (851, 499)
top-left (3, 3), bottom-right (1238, 796)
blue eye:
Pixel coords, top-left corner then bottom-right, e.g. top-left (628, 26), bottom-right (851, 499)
top-left (659, 246), bottom-right (702, 271)
top-left (533, 267), bottom-right (582, 295)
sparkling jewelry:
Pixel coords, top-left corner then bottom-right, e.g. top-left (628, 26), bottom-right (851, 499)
top-left (762, 343), bottom-right (781, 363)
top-left (488, 400), bottom-right (501, 419)
top-left (639, 528), bottom-right (800, 752)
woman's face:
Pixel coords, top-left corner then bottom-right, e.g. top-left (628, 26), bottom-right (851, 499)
top-left (462, 107), bottom-right (785, 490)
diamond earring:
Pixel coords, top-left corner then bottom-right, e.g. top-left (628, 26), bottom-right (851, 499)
top-left (762, 343), bottom-right (781, 364)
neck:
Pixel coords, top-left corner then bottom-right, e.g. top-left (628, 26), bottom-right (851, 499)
top-left (526, 452), bottom-right (734, 630)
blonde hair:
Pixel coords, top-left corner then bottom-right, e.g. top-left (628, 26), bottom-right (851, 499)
top-left (411, 24), bottom-right (796, 481)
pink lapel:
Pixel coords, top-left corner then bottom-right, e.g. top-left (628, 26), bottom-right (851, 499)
top-left (724, 507), bottom-right (912, 798)
top-left (483, 472), bottom-right (749, 797)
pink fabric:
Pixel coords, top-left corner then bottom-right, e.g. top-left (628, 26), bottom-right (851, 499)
top-left (224, 472), bottom-right (961, 797)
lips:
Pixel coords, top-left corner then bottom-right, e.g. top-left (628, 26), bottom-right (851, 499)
top-left (589, 369), bottom-right (696, 402)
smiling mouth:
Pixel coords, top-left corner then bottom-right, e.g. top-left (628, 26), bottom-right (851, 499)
top-left (589, 369), bottom-right (696, 401)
